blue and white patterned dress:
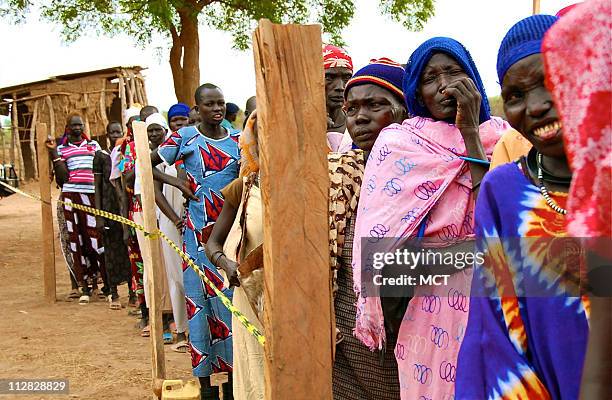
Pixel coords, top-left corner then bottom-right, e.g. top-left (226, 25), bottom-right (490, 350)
top-left (158, 125), bottom-right (240, 377)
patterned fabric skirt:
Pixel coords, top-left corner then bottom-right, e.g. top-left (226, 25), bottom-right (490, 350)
top-left (332, 216), bottom-right (401, 400)
top-left (61, 192), bottom-right (105, 289)
top-left (56, 199), bottom-right (75, 281)
top-left (183, 228), bottom-right (234, 377)
top-left (126, 190), bottom-right (145, 305)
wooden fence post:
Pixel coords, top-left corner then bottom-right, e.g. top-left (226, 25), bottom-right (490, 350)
top-left (253, 19), bottom-right (333, 400)
top-left (36, 122), bottom-right (56, 303)
top-left (533, 0), bottom-right (541, 14)
top-left (29, 100), bottom-right (39, 179)
top-left (132, 120), bottom-right (166, 397)
top-left (12, 95), bottom-right (25, 182)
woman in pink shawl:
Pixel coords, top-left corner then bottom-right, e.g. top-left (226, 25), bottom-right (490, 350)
top-left (352, 37), bottom-right (509, 399)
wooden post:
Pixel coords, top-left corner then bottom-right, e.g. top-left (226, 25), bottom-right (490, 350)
top-left (253, 20), bottom-right (332, 400)
top-left (118, 75), bottom-right (127, 129)
top-left (29, 100), bottom-right (39, 179)
top-left (533, 0), bottom-right (541, 14)
top-left (36, 122), bottom-right (56, 303)
top-left (128, 71), bottom-right (138, 105)
top-left (9, 101), bottom-right (15, 167)
top-left (12, 95), bottom-right (25, 182)
top-left (132, 120), bottom-right (166, 397)
top-left (45, 96), bottom-right (56, 137)
top-left (1, 125), bottom-right (6, 163)
top-left (136, 75), bottom-right (149, 105)
top-left (83, 93), bottom-right (91, 140)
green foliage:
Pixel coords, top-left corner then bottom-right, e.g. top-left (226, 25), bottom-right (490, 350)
top-left (0, 0), bottom-right (31, 22)
top-left (378, 0), bottom-right (435, 31)
top-left (1, 0), bottom-right (435, 49)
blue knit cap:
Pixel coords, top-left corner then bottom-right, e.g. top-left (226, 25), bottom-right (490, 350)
top-left (344, 58), bottom-right (405, 102)
top-left (403, 37), bottom-right (490, 123)
top-left (226, 102), bottom-right (240, 114)
top-left (497, 15), bottom-right (558, 84)
top-left (167, 103), bottom-right (190, 120)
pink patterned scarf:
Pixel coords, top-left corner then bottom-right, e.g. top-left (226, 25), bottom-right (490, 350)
top-left (352, 116), bottom-right (509, 350)
top-left (543, 0), bottom-right (611, 239)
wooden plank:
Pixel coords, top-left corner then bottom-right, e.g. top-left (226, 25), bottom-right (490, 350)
top-left (533, 0), bottom-right (541, 14)
top-left (45, 96), bottom-right (56, 137)
top-left (29, 100), bottom-right (39, 179)
top-left (253, 19), bottom-right (332, 400)
top-left (36, 122), bottom-right (56, 303)
top-left (99, 79), bottom-right (109, 143)
top-left (83, 93), bottom-right (91, 139)
top-left (118, 75), bottom-right (127, 129)
top-left (132, 120), bottom-right (166, 397)
top-left (12, 95), bottom-right (25, 182)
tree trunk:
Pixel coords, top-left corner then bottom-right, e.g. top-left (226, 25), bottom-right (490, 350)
top-left (169, 9), bottom-right (201, 106)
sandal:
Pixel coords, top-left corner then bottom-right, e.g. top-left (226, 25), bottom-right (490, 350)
top-left (141, 325), bottom-right (150, 337)
top-left (171, 340), bottom-right (190, 353)
top-left (128, 309), bottom-right (142, 317)
top-left (78, 295), bottom-right (90, 305)
top-left (93, 289), bottom-right (107, 301)
top-left (163, 332), bottom-right (173, 345)
top-left (65, 289), bottom-right (80, 302)
top-left (109, 298), bottom-right (122, 310)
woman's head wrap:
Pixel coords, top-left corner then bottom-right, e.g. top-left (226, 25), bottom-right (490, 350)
top-left (556, 3), bottom-right (581, 17)
top-left (344, 58), bottom-right (405, 102)
top-left (496, 14), bottom-right (558, 84)
top-left (403, 37), bottom-right (490, 123)
top-left (323, 44), bottom-right (353, 71)
top-left (239, 112), bottom-right (259, 177)
top-left (225, 102), bottom-right (240, 115)
top-left (167, 103), bottom-right (190, 120)
top-left (145, 113), bottom-right (169, 133)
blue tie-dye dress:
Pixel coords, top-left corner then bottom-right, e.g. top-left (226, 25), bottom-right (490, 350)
top-left (456, 160), bottom-right (589, 400)
top-left (158, 125), bottom-right (240, 377)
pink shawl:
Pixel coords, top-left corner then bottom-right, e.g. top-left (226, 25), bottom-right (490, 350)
top-left (352, 116), bottom-right (509, 350)
top-left (543, 0), bottom-right (611, 239)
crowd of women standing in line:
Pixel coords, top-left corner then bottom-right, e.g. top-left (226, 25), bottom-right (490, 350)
top-left (45, 1), bottom-right (610, 399)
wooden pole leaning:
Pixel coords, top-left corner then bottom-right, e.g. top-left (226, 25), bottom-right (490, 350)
top-left (36, 122), bottom-right (56, 303)
top-left (533, 0), bottom-right (541, 14)
top-left (132, 120), bottom-right (166, 397)
top-left (253, 19), bottom-right (333, 400)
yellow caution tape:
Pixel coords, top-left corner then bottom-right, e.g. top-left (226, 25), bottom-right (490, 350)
top-left (0, 180), bottom-right (265, 346)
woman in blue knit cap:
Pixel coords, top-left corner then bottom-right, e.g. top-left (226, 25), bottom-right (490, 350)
top-left (332, 57), bottom-right (407, 400)
top-left (167, 102), bottom-right (190, 132)
top-left (352, 38), bottom-right (510, 400)
top-left (456, 15), bottom-right (589, 400)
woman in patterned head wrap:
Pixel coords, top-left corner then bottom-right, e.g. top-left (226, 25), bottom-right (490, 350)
top-left (352, 37), bottom-right (509, 400)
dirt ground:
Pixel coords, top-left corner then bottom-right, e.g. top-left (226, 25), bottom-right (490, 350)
top-left (0, 182), bottom-right (223, 399)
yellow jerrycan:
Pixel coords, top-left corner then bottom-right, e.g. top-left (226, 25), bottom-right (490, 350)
top-left (161, 379), bottom-right (200, 400)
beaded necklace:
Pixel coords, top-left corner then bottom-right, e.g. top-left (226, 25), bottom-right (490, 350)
top-left (537, 152), bottom-right (567, 215)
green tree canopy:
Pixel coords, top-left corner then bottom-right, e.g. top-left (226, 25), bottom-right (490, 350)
top-left (1, 0), bottom-right (435, 104)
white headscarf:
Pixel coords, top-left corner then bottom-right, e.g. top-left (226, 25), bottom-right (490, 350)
top-left (145, 112), bottom-right (169, 133)
top-left (124, 104), bottom-right (142, 127)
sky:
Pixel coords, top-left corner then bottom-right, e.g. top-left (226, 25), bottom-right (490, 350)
top-left (0, 0), bottom-right (576, 114)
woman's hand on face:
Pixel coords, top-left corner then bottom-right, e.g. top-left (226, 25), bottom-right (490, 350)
top-left (443, 77), bottom-right (481, 134)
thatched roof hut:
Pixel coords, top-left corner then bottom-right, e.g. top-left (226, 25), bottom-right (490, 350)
top-left (0, 66), bottom-right (148, 180)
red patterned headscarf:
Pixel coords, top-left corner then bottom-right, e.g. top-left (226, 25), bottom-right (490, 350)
top-left (323, 44), bottom-right (353, 71)
top-left (543, 0), bottom-right (611, 238)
